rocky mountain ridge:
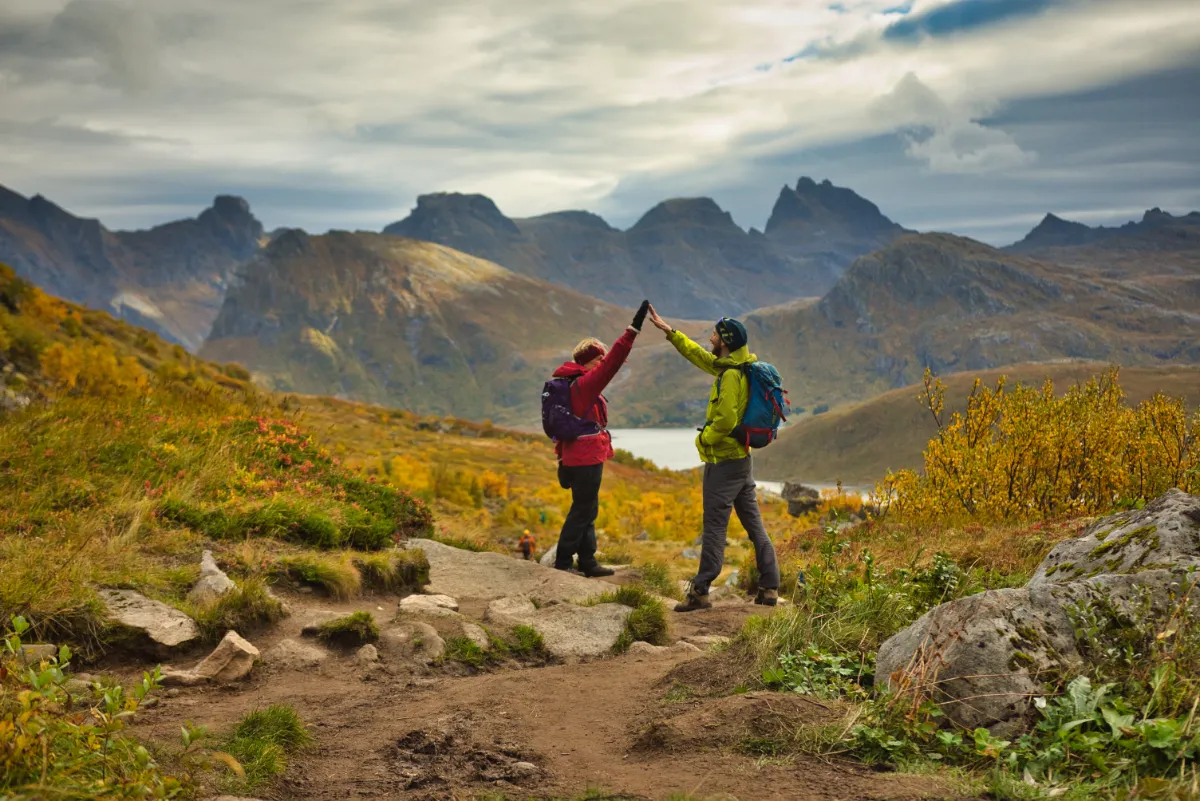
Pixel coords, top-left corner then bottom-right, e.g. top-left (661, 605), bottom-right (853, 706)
top-left (383, 177), bottom-right (910, 318)
top-left (1009, 207), bottom-right (1200, 253)
top-left (0, 185), bottom-right (263, 348)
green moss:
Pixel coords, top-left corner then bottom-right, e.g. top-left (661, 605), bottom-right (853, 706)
top-left (1089, 525), bottom-right (1157, 559)
top-left (1008, 651), bottom-right (1036, 671)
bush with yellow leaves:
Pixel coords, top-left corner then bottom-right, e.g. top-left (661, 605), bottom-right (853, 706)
top-left (877, 367), bottom-right (1199, 522)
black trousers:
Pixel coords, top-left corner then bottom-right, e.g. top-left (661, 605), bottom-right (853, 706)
top-left (555, 463), bottom-right (604, 570)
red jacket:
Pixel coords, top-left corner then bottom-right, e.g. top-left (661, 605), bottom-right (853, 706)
top-left (554, 327), bottom-right (637, 467)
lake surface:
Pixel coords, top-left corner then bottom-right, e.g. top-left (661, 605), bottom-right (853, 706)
top-left (608, 428), bottom-right (863, 497)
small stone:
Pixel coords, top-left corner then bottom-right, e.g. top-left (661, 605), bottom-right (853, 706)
top-left (511, 761), bottom-right (539, 776)
top-left (626, 641), bottom-right (666, 657)
top-left (399, 594), bottom-right (461, 616)
top-left (166, 688), bottom-right (181, 698)
top-left (188, 550), bottom-right (236, 606)
top-left (461, 622), bottom-right (490, 650)
top-left (162, 630), bottom-right (260, 686)
top-left (266, 638), bottom-right (330, 670)
top-left (356, 644), bottom-right (380, 665)
top-left (681, 548), bottom-right (701, 560)
top-left (18, 644), bottom-right (58, 664)
top-left (684, 635), bottom-right (731, 649)
top-left (410, 622), bottom-right (446, 660)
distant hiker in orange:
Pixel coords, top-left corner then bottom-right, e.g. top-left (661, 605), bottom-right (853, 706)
top-left (518, 530), bottom-right (536, 561)
top-left (541, 300), bottom-right (650, 577)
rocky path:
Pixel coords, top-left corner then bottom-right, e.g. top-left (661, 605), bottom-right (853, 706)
top-left (128, 542), bottom-right (971, 800)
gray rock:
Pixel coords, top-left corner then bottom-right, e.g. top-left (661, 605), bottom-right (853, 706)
top-left (408, 539), bottom-right (609, 604)
top-left (538, 543), bottom-right (558, 567)
top-left (99, 589), bottom-right (199, 651)
top-left (398, 594), bottom-right (460, 616)
top-left (381, 621), bottom-right (446, 661)
top-left (1030, 489), bottom-right (1200, 585)
top-left (162, 630), bottom-right (260, 686)
top-left (684, 635), bottom-right (731, 649)
top-left (461, 622), bottom-right (491, 650)
top-left (18, 644), bottom-right (59, 664)
top-left (723, 570), bottom-right (741, 588)
top-left (485, 596), bottom-right (630, 659)
top-left (266, 638), bottom-right (330, 670)
top-left (511, 761), bottom-right (540, 776)
top-left (188, 550), bottom-right (236, 606)
top-left (356, 644), bottom-right (380, 665)
top-left (634, 531), bottom-right (649, 541)
top-left (877, 490), bottom-right (1200, 734)
top-left (782, 482), bottom-right (821, 517)
top-left (681, 548), bottom-right (701, 560)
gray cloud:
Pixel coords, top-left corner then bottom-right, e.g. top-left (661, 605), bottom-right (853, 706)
top-left (0, 0), bottom-right (1196, 241)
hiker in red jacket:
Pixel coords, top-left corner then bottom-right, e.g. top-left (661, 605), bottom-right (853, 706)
top-left (550, 300), bottom-right (649, 577)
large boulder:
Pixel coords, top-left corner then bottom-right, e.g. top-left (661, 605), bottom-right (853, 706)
top-left (485, 596), bottom-right (630, 659)
top-left (100, 589), bottom-right (199, 653)
top-left (539, 543), bottom-right (558, 567)
top-left (877, 489), bottom-right (1200, 734)
top-left (407, 540), bottom-right (609, 604)
top-left (188, 550), bottom-right (236, 606)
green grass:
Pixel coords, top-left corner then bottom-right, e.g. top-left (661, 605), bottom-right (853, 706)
top-left (353, 549), bottom-right (430, 592)
top-left (442, 624), bottom-right (550, 669)
top-left (589, 585), bottom-right (670, 654)
top-left (274, 553), bottom-right (362, 599)
top-left (188, 577), bottom-right (287, 642)
top-left (313, 611), bottom-right (378, 647)
top-left (638, 561), bottom-right (682, 600)
top-left (221, 705), bottom-right (310, 792)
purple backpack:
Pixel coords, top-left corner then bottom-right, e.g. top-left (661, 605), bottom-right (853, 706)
top-left (541, 377), bottom-right (602, 442)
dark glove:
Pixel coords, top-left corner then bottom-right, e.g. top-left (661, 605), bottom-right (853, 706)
top-left (631, 299), bottom-right (650, 331)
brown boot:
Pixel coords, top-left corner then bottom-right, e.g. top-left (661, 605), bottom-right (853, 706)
top-left (674, 585), bottom-right (712, 613)
top-left (755, 589), bottom-right (779, 607)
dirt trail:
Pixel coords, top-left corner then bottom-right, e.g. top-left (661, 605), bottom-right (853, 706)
top-left (133, 590), bottom-right (969, 801)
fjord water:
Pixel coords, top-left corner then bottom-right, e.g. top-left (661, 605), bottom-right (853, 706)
top-left (608, 428), bottom-right (865, 497)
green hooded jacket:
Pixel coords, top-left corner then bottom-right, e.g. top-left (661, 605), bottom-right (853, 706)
top-left (667, 329), bottom-right (757, 464)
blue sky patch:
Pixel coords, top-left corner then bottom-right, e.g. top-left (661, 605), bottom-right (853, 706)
top-left (883, 0), bottom-right (1057, 41)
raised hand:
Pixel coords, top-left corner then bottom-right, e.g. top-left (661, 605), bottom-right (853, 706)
top-left (631, 299), bottom-right (650, 331)
top-left (647, 303), bottom-right (672, 333)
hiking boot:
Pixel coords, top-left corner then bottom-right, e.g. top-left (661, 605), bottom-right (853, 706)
top-left (755, 589), bottom-right (779, 607)
top-left (674, 586), bottom-right (712, 613)
top-left (580, 564), bottom-right (615, 578)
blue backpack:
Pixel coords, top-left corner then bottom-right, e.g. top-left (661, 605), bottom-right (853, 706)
top-left (726, 362), bottom-right (789, 449)
top-left (541, 377), bottom-right (602, 442)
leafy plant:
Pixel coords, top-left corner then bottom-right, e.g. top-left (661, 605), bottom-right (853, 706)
top-left (1, 615), bottom-right (182, 797)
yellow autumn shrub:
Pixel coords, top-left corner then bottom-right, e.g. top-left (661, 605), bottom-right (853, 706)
top-left (878, 367), bottom-right (1200, 522)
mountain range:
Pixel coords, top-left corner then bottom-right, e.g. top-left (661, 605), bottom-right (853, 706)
top-left (3, 176), bottom-right (1198, 429)
top-left (382, 177), bottom-right (909, 318)
top-left (0, 187), bottom-right (263, 349)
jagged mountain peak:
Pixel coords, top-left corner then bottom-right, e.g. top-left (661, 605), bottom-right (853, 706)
top-left (766, 176), bottom-right (902, 238)
top-left (385, 192), bottom-right (521, 238)
top-left (630, 197), bottom-right (738, 231)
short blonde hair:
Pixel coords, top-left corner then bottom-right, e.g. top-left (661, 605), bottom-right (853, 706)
top-left (572, 337), bottom-right (607, 364)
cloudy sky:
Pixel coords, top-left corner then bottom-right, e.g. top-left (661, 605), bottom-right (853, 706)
top-left (2, 0), bottom-right (1198, 244)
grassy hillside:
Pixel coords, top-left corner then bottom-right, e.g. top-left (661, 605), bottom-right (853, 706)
top-left (201, 231), bottom-right (691, 426)
top-left (0, 263), bottom-right (431, 655)
top-left (754, 361), bottom-right (1200, 484)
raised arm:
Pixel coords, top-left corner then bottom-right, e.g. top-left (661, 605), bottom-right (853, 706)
top-left (571, 302), bottom-right (649, 408)
top-left (648, 303), bottom-right (719, 376)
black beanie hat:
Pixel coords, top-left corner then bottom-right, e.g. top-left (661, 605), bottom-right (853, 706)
top-left (715, 317), bottom-right (748, 351)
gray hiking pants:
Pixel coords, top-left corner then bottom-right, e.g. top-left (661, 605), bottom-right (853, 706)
top-left (692, 456), bottom-right (780, 596)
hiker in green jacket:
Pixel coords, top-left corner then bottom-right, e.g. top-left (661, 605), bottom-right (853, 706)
top-left (647, 304), bottom-right (781, 612)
